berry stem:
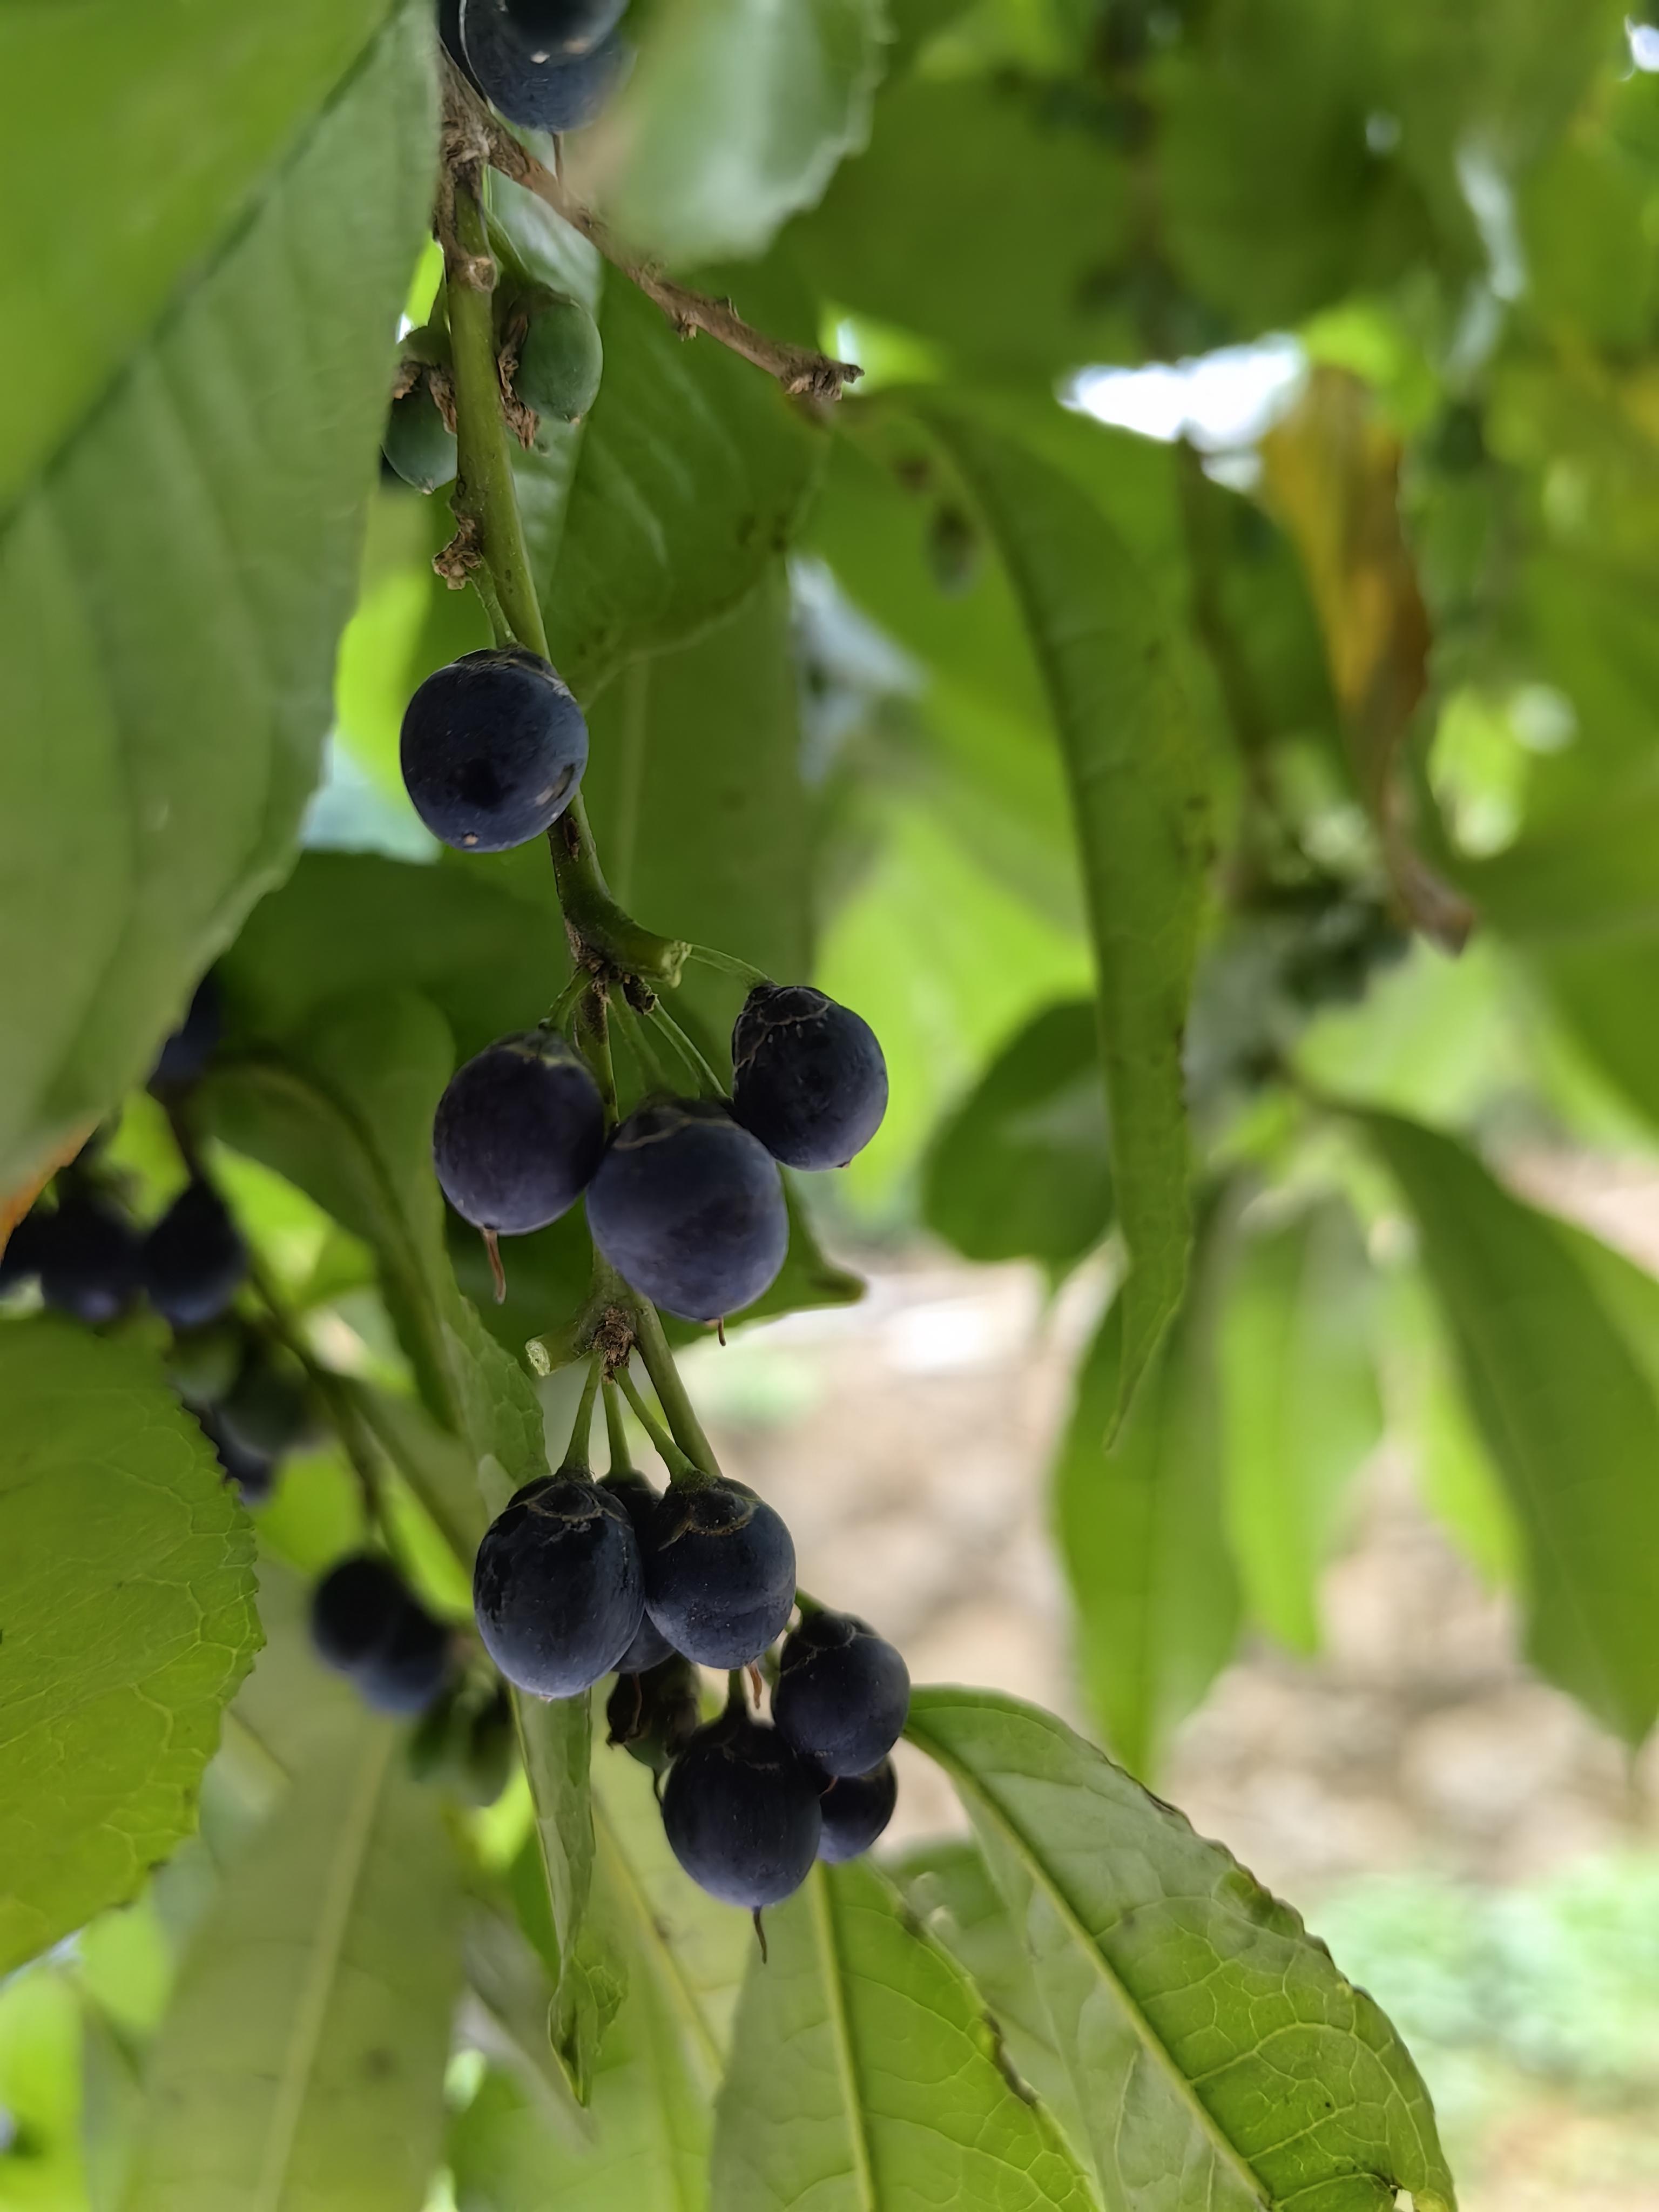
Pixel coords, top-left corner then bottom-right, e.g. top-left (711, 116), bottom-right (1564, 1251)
top-left (561, 1351), bottom-right (604, 1474)
top-left (647, 1003), bottom-right (727, 1098)
top-left (602, 1378), bottom-right (633, 1476)
top-left (615, 1362), bottom-right (699, 1483)
top-left (612, 999), bottom-right (673, 1095)
top-left (572, 987), bottom-right (618, 1125)
top-left (441, 168), bottom-right (685, 988)
top-left (630, 1299), bottom-right (721, 1473)
top-left (685, 946), bottom-right (770, 988)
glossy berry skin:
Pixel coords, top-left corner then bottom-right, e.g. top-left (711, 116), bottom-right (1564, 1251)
top-left (37, 1196), bottom-right (140, 1324)
top-left (437, 0), bottom-right (485, 90)
top-left (731, 984), bottom-right (887, 1170)
top-left (602, 1471), bottom-right (675, 1671)
top-left (485, 0), bottom-right (626, 56)
top-left (661, 1706), bottom-right (822, 1910)
top-left (516, 295), bottom-right (604, 424)
top-left (817, 1759), bottom-right (898, 1864)
top-left (142, 1179), bottom-right (247, 1330)
top-left (473, 1475), bottom-right (643, 1697)
top-left (461, 1), bottom-right (626, 130)
top-left (586, 1098), bottom-right (787, 1322)
top-left (773, 1610), bottom-right (910, 1779)
top-left (311, 1554), bottom-right (450, 1716)
top-left (400, 646), bottom-right (588, 854)
top-left (383, 384), bottom-right (457, 494)
top-left (640, 1478), bottom-right (795, 1669)
top-left (151, 973), bottom-right (221, 1088)
top-left (606, 1653), bottom-right (701, 1772)
top-left (434, 1031), bottom-right (604, 1235)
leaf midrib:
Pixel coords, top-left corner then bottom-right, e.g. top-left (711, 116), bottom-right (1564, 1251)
top-left (250, 1727), bottom-right (394, 2212)
top-left (906, 1710), bottom-right (1270, 2212)
top-left (809, 1865), bottom-right (878, 2212)
top-left (594, 1792), bottom-right (723, 2086)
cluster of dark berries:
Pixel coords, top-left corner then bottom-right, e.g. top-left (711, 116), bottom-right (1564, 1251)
top-left (473, 1431), bottom-right (907, 1912)
top-left (310, 1553), bottom-right (453, 1716)
top-left (440, 0), bottom-right (630, 135)
top-left (430, 979), bottom-right (886, 1318)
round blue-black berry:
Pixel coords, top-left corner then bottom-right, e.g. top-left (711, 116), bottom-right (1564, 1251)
top-left (142, 1179), bottom-right (247, 1330)
top-left (400, 646), bottom-right (588, 854)
top-left (37, 1195), bottom-right (140, 1324)
top-left (606, 1652), bottom-right (702, 1772)
top-left (817, 1759), bottom-right (898, 1864)
top-left (488, 0), bottom-right (625, 56)
top-left (196, 1408), bottom-right (277, 1505)
top-left (731, 983), bottom-right (887, 1170)
top-left (473, 1474), bottom-right (644, 1696)
top-left (772, 1609), bottom-right (909, 1779)
top-left (311, 1554), bottom-right (451, 1716)
top-left (438, 0), bottom-right (485, 90)
top-left (602, 1469), bottom-right (676, 1671)
top-left (661, 1704), bottom-right (822, 1909)
top-left (151, 973), bottom-right (222, 1089)
top-left (586, 1098), bottom-right (787, 1322)
top-left (218, 1351), bottom-right (314, 1462)
top-left (461, 1), bottom-right (627, 127)
top-left (434, 1031), bottom-right (604, 1235)
top-left (640, 1478), bottom-right (795, 1670)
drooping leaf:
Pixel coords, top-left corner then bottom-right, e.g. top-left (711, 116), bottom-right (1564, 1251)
top-left (710, 1858), bottom-right (1099, 2212)
top-left (1364, 1112), bottom-right (1659, 1743)
top-left (592, 0), bottom-right (888, 268)
top-left (907, 1688), bottom-right (1458, 2212)
top-left (913, 397), bottom-right (1211, 1424)
top-left (1053, 1221), bottom-right (1238, 1782)
top-left (0, 8), bottom-right (433, 1189)
top-left (488, 183), bottom-right (825, 703)
top-left (0, 1321), bottom-right (260, 1974)
top-left (123, 1715), bottom-right (461, 2212)
top-left (1219, 1197), bottom-right (1382, 1654)
top-left (923, 1000), bottom-right (1112, 1273)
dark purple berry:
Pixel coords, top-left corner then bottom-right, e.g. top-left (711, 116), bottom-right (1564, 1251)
top-left (606, 1653), bottom-right (702, 1772)
top-left (586, 1098), bottom-right (787, 1322)
top-left (773, 1610), bottom-right (909, 1778)
top-left (142, 1179), bottom-right (247, 1330)
top-left (473, 1475), bottom-right (644, 1696)
top-left (151, 973), bottom-right (222, 1089)
top-left (640, 1478), bottom-right (795, 1670)
top-left (731, 984), bottom-right (887, 1170)
top-left (311, 1554), bottom-right (451, 1716)
top-left (195, 1408), bottom-right (276, 1505)
top-left (661, 1704), bottom-right (821, 1910)
top-left (434, 1032), bottom-right (604, 1235)
top-left (217, 1350), bottom-right (313, 1462)
top-left (602, 1469), bottom-right (676, 1670)
top-left (817, 1759), bottom-right (898, 1864)
top-left (400, 646), bottom-right (588, 854)
top-left (438, 0), bottom-right (486, 91)
top-left (37, 1195), bottom-right (140, 1324)
top-left (461, 0), bottom-right (627, 129)
top-left (478, 0), bottom-right (625, 57)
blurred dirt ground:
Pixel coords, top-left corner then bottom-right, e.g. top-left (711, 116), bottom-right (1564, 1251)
top-left (677, 1156), bottom-right (1659, 2211)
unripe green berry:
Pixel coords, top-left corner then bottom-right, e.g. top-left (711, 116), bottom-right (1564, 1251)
top-left (383, 382), bottom-right (457, 494)
top-left (516, 294), bottom-right (604, 425)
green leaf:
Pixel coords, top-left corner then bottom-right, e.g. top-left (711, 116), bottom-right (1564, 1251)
top-left (913, 399), bottom-right (1211, 1424)
top-left (0, 0), bottom-right (401, 504)
top-left (124, 1715), bottom-right (461, 2212)
top-left (1053, 1229), bottom-right (1238, 1782)
top-left (710, 1858), bottom-right (1100, 2212)
top-left (1363, 1112), bottom-right (1659, 1744)
top-left (1381, 1267), bottom-right (1520, 1591)
top-left (596, 0), bottom-right (888, 268)
top-left (1219, 1198), bottom-right (1382, 1655)
top-left (0, 8), bottom-right (433, 1188)
top-left (907, 1688), bottom-right (1458, 2212)
top-left (923, 1000), bottom-right (1112, 1273)
top-left (489, 184), bottom-right (825, 702)
top-left (0, 1321), bottom-right (260, 1974)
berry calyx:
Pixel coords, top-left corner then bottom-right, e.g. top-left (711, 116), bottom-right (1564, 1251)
top-left (730, 983), bottom-right (888, 1170)
top-left (434, 1031), bottom-right (605, 1236)
top-left (817, 1759), bottom-right (898, 1864)
top-left (400, 646), bottom-right (589, 854)
top-left (142, 1178), bottom-right (247, 1330)
top-left (640, 1476), bottom-right (795, 1669)
top-left (514, 292), bottom-right (604, 425)
top-left (473, 1474), bottom-right (643, 1696)
top-left (772, 1609), bottom-right (910, 1778)
top-left (660, 1701), bottom-right (822, 1910)
top-left (460, 2), bottom-right (627, 131)
top-left (311, 1554), bottom-right (451, 1716)
top-left (36, 1193), bottom-right (140, 1324)
top-left (586, 1098), bottom-right (788, 1323)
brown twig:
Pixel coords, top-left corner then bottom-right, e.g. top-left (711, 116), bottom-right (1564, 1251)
top-left (441, 60), bottom-right (862, 404)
